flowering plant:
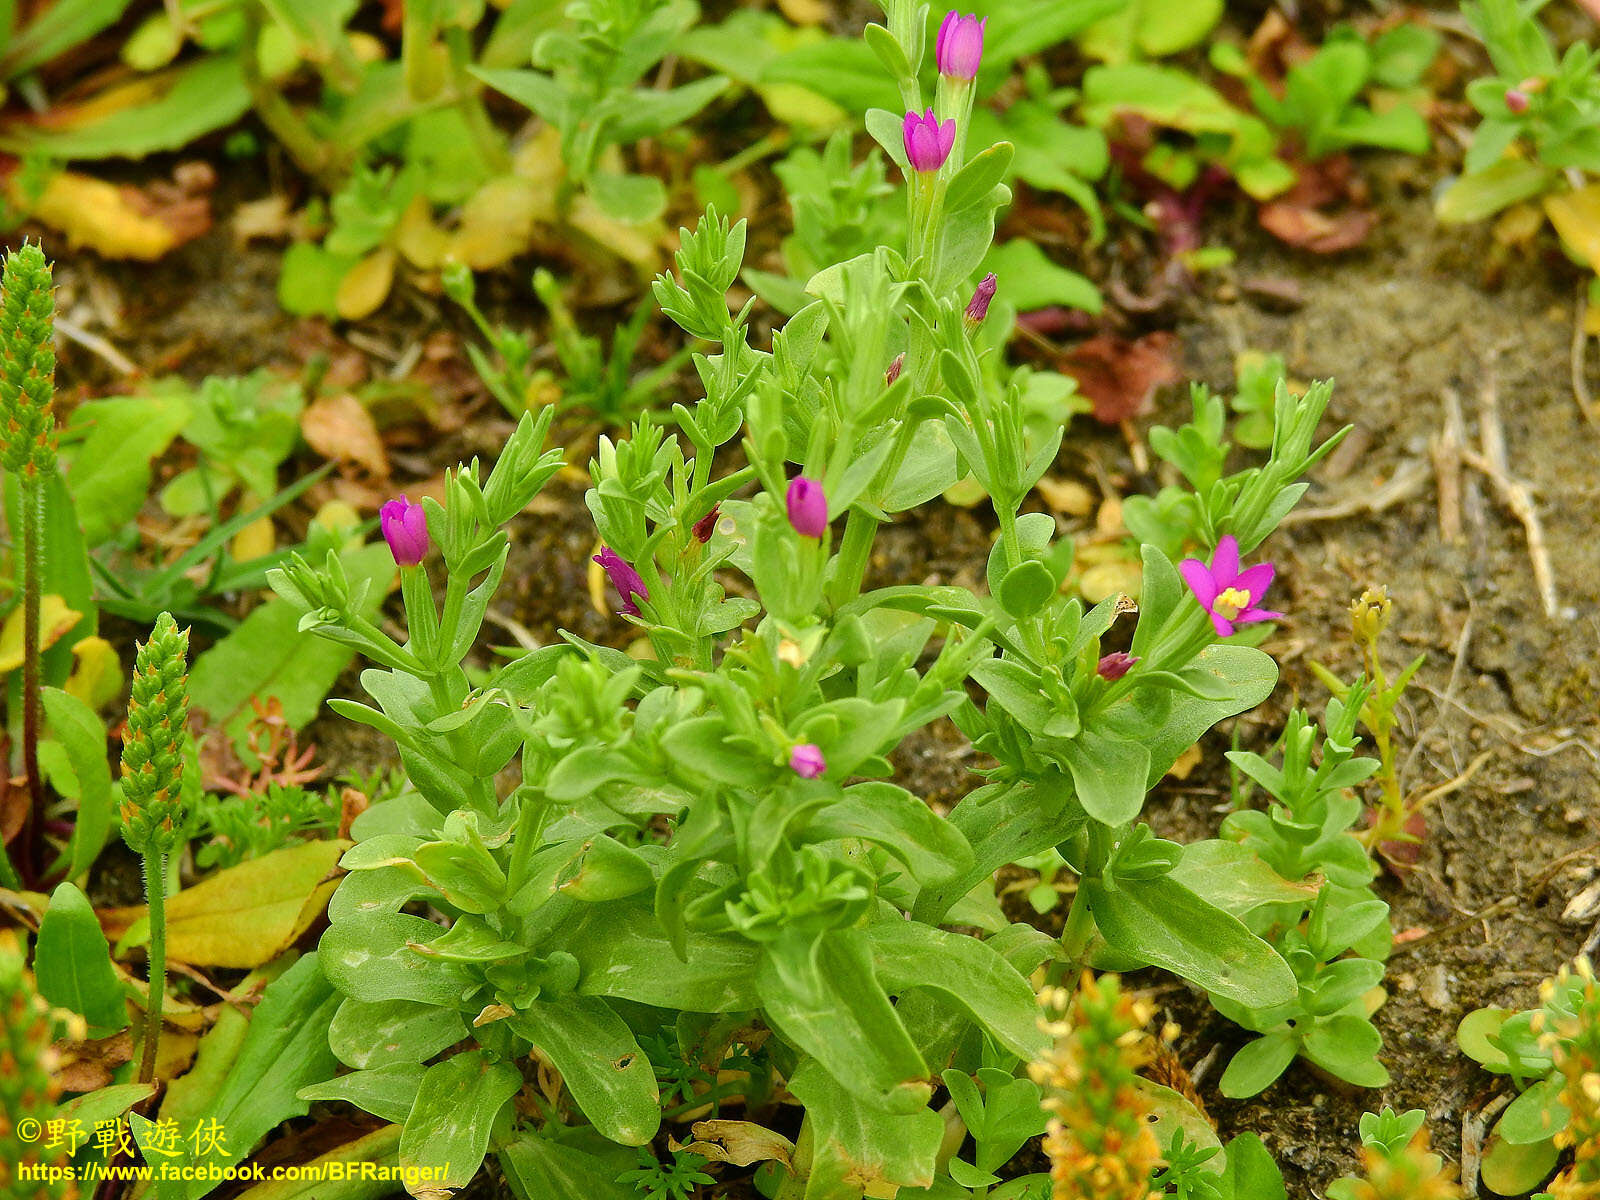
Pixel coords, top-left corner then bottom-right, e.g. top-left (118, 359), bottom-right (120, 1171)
top-left (268, 4), bottom-right (1354, 1195)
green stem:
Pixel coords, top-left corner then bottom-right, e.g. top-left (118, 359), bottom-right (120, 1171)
top-left (1052, 882), bottom-right (1095, 989)
top-left (139, 849), bottom-right (167, 1085)
top-left (20, 474), bottom-right (43, 882)
top-left (826, 509), bottom-right (879, 609)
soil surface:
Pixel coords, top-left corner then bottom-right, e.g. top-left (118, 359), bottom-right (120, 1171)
top-left (40, 65), bottom-right (1600, 1200)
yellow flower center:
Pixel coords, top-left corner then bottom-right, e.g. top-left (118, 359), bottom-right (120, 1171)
top-left (1213, 586), bottom-right (1252, 620)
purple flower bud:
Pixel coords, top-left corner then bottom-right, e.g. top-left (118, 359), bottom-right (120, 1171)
top-left (379, 495), bottom-right (429, 567)
top-left (902, 109), bottom-right (956, 173)
top-left (1096, 651), bottom-right (1139, 682)
top-left (1505, 87), bottom-right (1530, 113)
top-left (936, 11), bottom-right (985, 81)
top-left (965, 272), bottom-right (997, 324)
top-left (691, 505), bottom-right (719, 543)
top-left (593, 547), bottom-right (649, 616)
top-left (789, 743), bottom-right (826, 779)
top-left (886, 352), bottom-right (905, 386)
top-left (786, 476), bottom-right (829, 538)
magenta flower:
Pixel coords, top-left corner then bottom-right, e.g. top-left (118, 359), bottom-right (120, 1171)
top-left (593, 547), bottom-right (649, 616)
top-left (786, 476), bottom-right (828, 538)
top-left (1505, 88), bottom-right (1530, 113)
top-left (936, 12), bottom-right (985, 80)
top-left (1178, 535), bottom-right (1283, 637)
top-left (1096, 651), bottom-right (1139, 681)
top-left (379, 495), bottom-right (429, 567)
top-left (789, 743), bottom-right (826, 779)
top-left (965, 272), bottom-right (997, 324)
top-left (903, 110), bottom-right (956, 173)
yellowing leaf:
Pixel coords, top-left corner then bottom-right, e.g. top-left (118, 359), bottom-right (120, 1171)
top-left (64, 637), bottom-right (121, 712)
top-left (336, 246), bottom-right (397, 320)
top-left (23, 170), bottom-right (209, 261)
top-left (231, 515), bottom-right (276, 562)
top-left (1545, 184), bottom-right (1600, 270)
top-left (0, 595), bottom-right (84, 673)
top-left (450, 176), bottom-right (552, 270)
top-left (395, 195), bottom-right (452, 269)
top-left (101, 840), bottom-right (350, 968)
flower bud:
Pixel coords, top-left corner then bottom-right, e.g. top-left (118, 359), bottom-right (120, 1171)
top-left (965, 272), bottom-right (997, 324)
top-left (886, 353), bottom-right (905, 385)
top-left (1505, 88), bottom-right (1530, 113)
top-left (936, 12), bottom-right (985, 81)
top-left (379, 495), bottom-right (430, 567)
top-left (120, 613), bottom-right (192, 856)
top-left (902, 109), bottom-right (956, 173)
top-left (1095, 651), bottom-right (1139, 682)
top-left (594, 547), bottom-right (649, 616)
top-left (789, 743), bottom-right (826, 779)
top-left (786, 476), bottom-right (829, 538)
top-left (691, 504), bottom-right (719, 543)
top-left (0, 241), bottom-right (57, 477)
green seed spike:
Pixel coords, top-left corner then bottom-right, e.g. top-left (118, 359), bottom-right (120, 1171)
top-left (0, 241), bottom-right (57, 477)
top-left (0, 930), bottom-right (75, 1199)
top-left (120, 612), bottom-right (192, 856)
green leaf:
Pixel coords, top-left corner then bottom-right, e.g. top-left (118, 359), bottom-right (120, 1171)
top-left (1300, 1014), bottom-right (1388, 1088)
top-left (1219, 1132), bottom-right (1287, 1200)
top-left (278, 242), bottom-right (355, 320)
top-left (509, 997), bottom-right (661, 1145)
top-left (62, 388), bottom-right (193, 545)
top-left (1086, 875), bottom-right (1296, 1008)
top-left (320, 912), bottom-right (474, 1007)
top-left (328, 996), bottom-right (469, 1070)
top-left (587, 171), bottom-right (668, 223)
top-left (188, 542), bottom-right (394, 753)
top-left (163, 952), bottom-right (342, 1199)
top-left (0, 54), bottom-right (250, 158)
top-left (1169, 840), bottom-right (1317, 920)
top-left (1497, 1075), bottom-right (1568, 1145)
top-left (1479, 1133), bottom-right (1559, 1196)
top-left (1457, 1007), bottom-right (1514, 1071)
top-left (1435, 159), bottom-right (1554, 224)
top-left (298, 1063), bottom-right (425, 1123)
top-left (787, 1058), bottom-right (941, 1195)
top-left (556, 899), bottom-right (760, 1012)
top-left (980, 238), bottom-right (1101, 313)
top-left (1219, 1030), bottom-right (1298, 1098)
top-left (868, 920), bottom-right (1048, 1062)
top-left (400, 1050), bottom-right (523, 1193)
top-left (757, 928), bottom-right (930, 1114)
top-left (1062, 730), bottom-right (1150, 825)
top-left (809, 783), bottom-right (972, 887)
top-left (2, 0), bottom-right (133, 78)
top-left (41, 687), bottom-right (113, 881)
top-left (35, 881), bottom-right (127, 1035)
top-left (498, 1130), bottom-right (639, 1200)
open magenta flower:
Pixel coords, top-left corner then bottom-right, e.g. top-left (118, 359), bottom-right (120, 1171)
top-left (786, 476), bottom-right (828, 538)
top-left (593, 547), bottom-right (649, 616)
top-left (1179, 535), bottom-right (1283, 637)
top-left (965, 272), bottom-right (997, 324)
top-left (379, 496), bottom-right (429, 567)
top-left (789, 743), bottom-right (826, 779)
top-left (903, 110), bottom-right (956, 172)
top-left (936, 12), bottom-right (985, 80)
